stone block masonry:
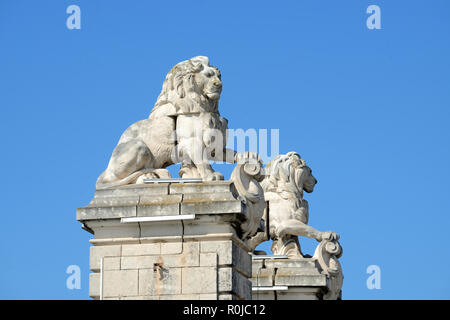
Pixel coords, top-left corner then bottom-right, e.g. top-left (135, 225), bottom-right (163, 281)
top-left (78, 56), bottom-right (344, 300)
top-left (78, 181), bottom-right (252, 300)
top-left (251, 256), bottom-right (340, 300)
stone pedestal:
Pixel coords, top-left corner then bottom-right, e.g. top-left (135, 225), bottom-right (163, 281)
top-left (77, 181), bottom-right (252, 300)
top-left (251, 256), bottom-right (342, 300)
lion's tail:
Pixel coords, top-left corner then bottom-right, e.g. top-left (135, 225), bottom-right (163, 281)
top-left (95, 168), bottom-right (156, 190)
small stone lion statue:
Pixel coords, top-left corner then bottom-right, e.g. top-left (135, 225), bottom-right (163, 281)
top-left (96, 56), bottom-right (237, 189)
top-left (249, 152), bottom-right (339, 258)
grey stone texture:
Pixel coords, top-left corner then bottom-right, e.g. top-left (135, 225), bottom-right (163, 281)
top-left (87, 238), bottom-right (250, 300)
top-left (78, 181), bottom-right (252, 300)
top-left (251, 257), bottom-right (339, 300)
top-left (79, 176), bottom-right (339, 300)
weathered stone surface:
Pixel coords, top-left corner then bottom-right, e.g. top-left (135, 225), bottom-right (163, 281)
top-left (231, 244), bottom-right (252, 278)
top-left (181, 199), bottom-right (242, 215)
top-left (159, 242), bottom-right (200, 267)
top-left (137, 203), bottom-right (180, 217)
top-left (251, 267), bottom-right (274, 287)
top-left (121, 255), bottom-right (159, 270)
top-left (251, 259), bottom-right (264, 276)
top-left (163, 294), bottom-right (200, 300)
top-left (169, 181), bottom-right (232, 195)
top-left (139, 194), bottom-right (183, 205)
top-left (182, 267), bottom-right (217, 294)
top-left (94, 184), bottom-right (169, 198)
top-left (79, 172), bottom-right (256, 300)
top-left (103, 257), bottom-right (121, 270)
top-left (276, 287), bottom-right (322, 300)
top-left (218, 267), bottom-right (252, 300)
top-left (263, 258), bottom-right (316, 269)
top-left (86, 220), bottom-right (140, 239)
top-left (201, 240), bottom-right (251, 277)
top-left (200, 253), bottom-right (217, 267)
top-left (78, 174), bottom-right (262, 244)
top-left (139, 268), bottom-right (182, 296)
top-left (139, 221), bottom-right (183, 238)
top-left (90, 245), bottom-right (121, 272)
top-left (201, 240), bottom-right (231, 262)
top-left (251, 257), bottom-right (337, 300)
top-left (103, 270), bottom-right (138, 298)
top-left (274, 268), bottom-right (326, 287)
top-left (182, 192), bottom-right (236, 202)
top-left (183, 218), bottom-right (238, 238)
top-left (77, 205), bottom-right (136, 221)
top-left (89, 273), bottom-right (100, 298)
top-left (137, 205), bottom-right (180, 217)
top-left (122, 243), bottom-right (161, 256)
top-left (79, 192), bottom-right (183, 221)
top-left (252, 291), bottom-right (275, 300)
top-left (120, 295), bottom-right (160, 300)
top-left (161, 242), bottom-right (182, 255)
top-left (218, 294), bottom-right (238, 300)
top-left (89, 196), bottom-right (140, 207)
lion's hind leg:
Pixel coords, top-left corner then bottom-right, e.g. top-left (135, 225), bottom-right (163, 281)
top-left (100, 139), bottom-right (154, 184)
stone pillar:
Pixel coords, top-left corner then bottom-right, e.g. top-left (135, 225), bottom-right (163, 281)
top-left (77, 181), bottom-right (252, 300)
top-left (251, 255), bottom-right (343, 300)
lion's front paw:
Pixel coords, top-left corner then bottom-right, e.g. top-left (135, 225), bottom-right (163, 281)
top-left (317, 231), bottom-right (339, 242)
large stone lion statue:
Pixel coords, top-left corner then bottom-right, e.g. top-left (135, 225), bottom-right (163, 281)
top-left (249, 152), bottom-right (339, 258)
top-left (96, 56), bottom-right (237, 189)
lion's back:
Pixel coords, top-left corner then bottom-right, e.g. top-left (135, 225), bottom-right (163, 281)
top-left (118, 118), bottom-right (175, 144)
top-left (117, 119), bottom-right (150, 145)
top-left (149, 102), bottom-right (176, 119)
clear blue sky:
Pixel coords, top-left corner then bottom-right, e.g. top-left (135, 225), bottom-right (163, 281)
top-left (1, 0), bottom-right (449, 300)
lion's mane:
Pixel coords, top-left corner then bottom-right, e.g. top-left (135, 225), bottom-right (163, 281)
top-left (150, 56), bottom-right (220, 118)
top-left (261, 152), bottom-right (308, 198)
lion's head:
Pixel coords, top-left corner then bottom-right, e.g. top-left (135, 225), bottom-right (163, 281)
top-left (262, 152), bottom-right (317, 197)
top-left (150, 56), bottom-right (222, 117)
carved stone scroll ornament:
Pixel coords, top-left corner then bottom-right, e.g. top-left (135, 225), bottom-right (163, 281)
top-left (230, 152), bottom-right (266, 240)
top-left (313, 236), bottom-right (343, 299)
